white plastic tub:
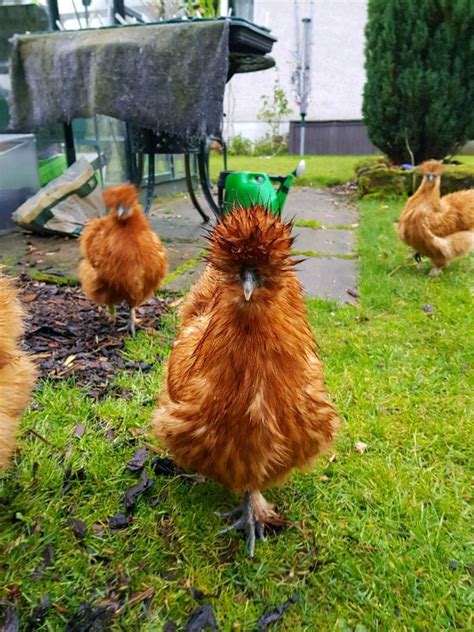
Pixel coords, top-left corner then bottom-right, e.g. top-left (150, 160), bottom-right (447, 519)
top-left (0, 133), bottom-right (40, 233)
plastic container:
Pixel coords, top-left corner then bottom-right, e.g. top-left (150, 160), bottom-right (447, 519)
top-left (0, 134), bottom-right (40, 232)
top-left (38, 154), bottom-right (68, 186)
top-left (219, 170), bottom-right (280, 214)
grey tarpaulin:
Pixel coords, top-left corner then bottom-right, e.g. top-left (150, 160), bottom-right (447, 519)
top-left (8, 20), bottom-right (229, 140)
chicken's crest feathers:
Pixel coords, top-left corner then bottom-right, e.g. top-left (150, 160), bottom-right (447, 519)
top-left (207, 205), bottom-right (295, 276)
top-left (418, 160), bottom-right (444, 177)
top-left (103, 184), bottom-right (140, 215)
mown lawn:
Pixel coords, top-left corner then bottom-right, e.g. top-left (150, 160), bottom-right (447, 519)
top-left (210, 153), bottom-right (474, 189)
top-left (210, 154), bottom-right (372, 187)
top-left (1, 179), bottom-right (473, 630)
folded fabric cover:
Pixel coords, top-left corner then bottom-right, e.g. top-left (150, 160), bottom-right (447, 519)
top-left (9, 20), bottom-right (229, 141)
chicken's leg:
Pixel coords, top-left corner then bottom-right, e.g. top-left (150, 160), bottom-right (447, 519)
top-left (219, 491), bottom-right (279, 558)
top-left (128, 306), bottom-right (137, 336)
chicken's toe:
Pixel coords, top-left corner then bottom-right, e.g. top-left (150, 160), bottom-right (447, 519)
top-left (218, 491), bottom-right (272, 558)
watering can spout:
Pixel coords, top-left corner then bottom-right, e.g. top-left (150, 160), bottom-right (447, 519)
top-left (294, 160), bottom-right (306, 177)
top-left (275, 160), bottom-right (306, 211)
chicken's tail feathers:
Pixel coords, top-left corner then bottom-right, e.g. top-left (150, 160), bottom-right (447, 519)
top-left (433, 230), bottom-right (474, 260)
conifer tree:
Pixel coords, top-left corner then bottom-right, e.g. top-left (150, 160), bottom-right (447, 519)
top-left (363, 0), bottom-right (474, 164)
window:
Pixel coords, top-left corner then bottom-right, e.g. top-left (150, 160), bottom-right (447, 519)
top-left (229, 0), bottom-right (254, 21)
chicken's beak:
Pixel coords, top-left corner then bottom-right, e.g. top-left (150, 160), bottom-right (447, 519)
top-left (241, 267), bottom-right (258, 301)
top-left (116, 204), bottom-right (128, 218)
top-left (426, 173), bottom-right (435, 182)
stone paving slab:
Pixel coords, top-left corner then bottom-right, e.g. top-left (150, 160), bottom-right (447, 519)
top-left (163, 259), bottom-right (207, 293)
top-left (0, 230), bottom-right (202, 282)
top-left (0, 187), bottom-right (358, 302)
top-left (293, 227), bottom-right (355, 256)
top-left (297, 257), bottom-right (358, 304)
top-left (284, 188), bottom-right (357, 226)
top-left (149, 216), bottom-right (208, 243)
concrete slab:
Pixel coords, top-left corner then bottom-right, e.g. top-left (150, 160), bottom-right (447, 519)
top-left (151, 193), bottom-right (211, 220)
top-left (165, 243), bottom-right (203, 274)
top-left (293, 227), bottom-right (355, 255)
top-left (163, 259), bottom-right (206, 293)
top-left (149, 216), bottom-right (208, 243)
top-left (297, 256), bottom-right (358, 304)
top-left (0, 232), bottom-right (81, 279)
top-left (0, 187), bottom-right (359, 302)
top-left (284, 188), bottom-right (357, 226)
top-left (0, 229), bottom-right (28, 264)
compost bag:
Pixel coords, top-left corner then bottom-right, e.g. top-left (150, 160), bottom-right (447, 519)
top-left (12, 158), bottom-right (104, 237)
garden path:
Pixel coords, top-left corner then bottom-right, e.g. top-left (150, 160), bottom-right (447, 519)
top-left (0, 188), bottom-right (358, 303)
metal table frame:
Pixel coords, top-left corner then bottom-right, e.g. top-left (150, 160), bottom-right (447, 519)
top-left (45, 0), bottom-right (275, 221)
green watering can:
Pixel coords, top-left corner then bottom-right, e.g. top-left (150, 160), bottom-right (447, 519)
top-left (217, 160), bottom-right (306, 217)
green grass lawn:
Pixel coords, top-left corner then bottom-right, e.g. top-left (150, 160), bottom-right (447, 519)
top-left (210, 153), bottom-right (474, 189)
top-left (210, 154), bottom-right (372, 187)
top-left (1, 184), bottom-right (473, 629)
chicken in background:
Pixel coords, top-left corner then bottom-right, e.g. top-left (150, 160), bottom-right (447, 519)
top-left (397, 160), bottom-right (474, 275)
top-left (153, 206), bottom-right (339, 557)
top-left (0, 275), bottom-right (37, 470)
top-left (79, 184), bottom-right (168, 334)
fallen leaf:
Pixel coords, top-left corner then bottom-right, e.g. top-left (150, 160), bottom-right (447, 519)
top-left (108, 513), bottom-right (131, 530)
top-left (355, 442), bottom-right (368, 454)
top-left (22, 293), bottom-right (37, 303)
top-left (184, 603), bottom-right (218, 632)
top-left (347, 288), bottom-right (359, 299)
top-left (169, 297), bottom-right (184, 308)
top-left (65, 602), bottom-right (116, 631)
top-left (116, 587), bottom-right (154, 614)
top-left (73, 423), bottom-right (86, 439)
top-left (68, 517), bottom-right (88, 539)
top-left (32, 545), bottom-right (54, 579)
top-left (123, 470), bottom-right (154, 513)
top-left (256, 596), bottom-right (300, 631)
top-left (63, 354), bottom-right (77, 367)
top-left (62, 466), bottom-right (87, 495)
top-left (0, 606), bottom-right (19, 632)
top-left (25, 596), bottom-right (50, 630)
top-left (126, 448), bottom-right (149, 472)
top-left (151, 456), bottom-right (186, 478)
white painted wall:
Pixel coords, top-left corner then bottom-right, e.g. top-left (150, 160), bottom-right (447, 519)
top-left (224, 0), bottom-right (368, 140)
top-left (38, 0), bottom-right (368, 141)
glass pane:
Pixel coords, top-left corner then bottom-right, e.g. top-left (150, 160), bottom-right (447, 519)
top-left (229, 0), bottom-right (254, 21)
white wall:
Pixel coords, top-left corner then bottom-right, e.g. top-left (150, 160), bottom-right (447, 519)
top-left (225, 0), bottom-right (368, 140)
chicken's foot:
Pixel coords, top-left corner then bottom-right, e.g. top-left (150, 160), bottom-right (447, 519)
top-left (219, 491), bottom-right (280, 558)
top-left (108, 305), bottom-right (117, 321)
top-left (219, 492), bottom-right (263, 558)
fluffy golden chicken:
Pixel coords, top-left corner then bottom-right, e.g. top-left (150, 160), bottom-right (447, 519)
top-left (79, 184), bottom-right (168, 334)
top-left (153, 206), bottom-right (339, 556)
top-left (397, 160), bottom-right (474, 275)
top-left (0, 275), bottom-right (37, 470)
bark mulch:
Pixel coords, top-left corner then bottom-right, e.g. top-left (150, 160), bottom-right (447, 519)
top-left (18, 273), bottom-right (171, 397)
